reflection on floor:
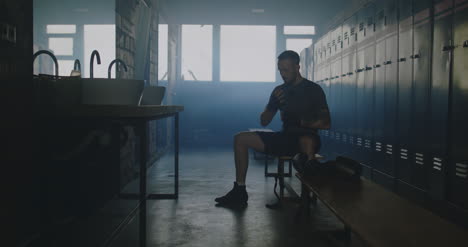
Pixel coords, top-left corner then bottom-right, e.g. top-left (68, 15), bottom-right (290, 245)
top-left (31, 148), bottom-right (359, 247)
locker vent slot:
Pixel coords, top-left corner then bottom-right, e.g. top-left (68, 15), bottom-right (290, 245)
top-left (338, 36), bottom-right (342, 43)
top-left (400, 149), bottom-right (408, 159)
top-left (365, 139), bottom-right (371, 149)
top-left (342, 134), bottom-right (347, 143)
top-left (350, 136), bottom-right (354, 145)
top-left (433, 157), bottom-right (443, 171)
top-left (357, 137), bottom-right (363, 146)
top-left (359, 23), bottom-right (364, 31)
top-left (344, 32), bottom-right (349, 40)
top-left (375, 142), bottom-right (382, 152)
top-left (386, 144), bottom-right (393, 155)
top-left (455, 163), bottom-right (467, 179)
top-left (332, 40), bottom-right (336, 46)
top-left (336, 132), bottom-right (341, 141)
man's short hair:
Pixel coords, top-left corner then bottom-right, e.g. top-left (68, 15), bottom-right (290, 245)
top-left (278, 50), bottom-right (300, 65)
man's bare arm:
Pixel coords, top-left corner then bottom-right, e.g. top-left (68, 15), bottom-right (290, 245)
top-left (260, 108), bottom-right (277, 127)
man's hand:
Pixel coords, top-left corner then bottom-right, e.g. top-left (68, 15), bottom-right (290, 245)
top-left (272, 88), bottom-right (286, 110)
top-left (300, 107), bottom-right (331, 129)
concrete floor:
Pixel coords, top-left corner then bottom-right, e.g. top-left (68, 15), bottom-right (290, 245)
top-left (109, 147), bottom-right (349, 247)
top-left (30, 147), bottom-right (361, 247)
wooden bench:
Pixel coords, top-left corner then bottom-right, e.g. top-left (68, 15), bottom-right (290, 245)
top-left (266, 154), bottom-right (324, 209)
top-left (296, 164), bottom-right (468, 247)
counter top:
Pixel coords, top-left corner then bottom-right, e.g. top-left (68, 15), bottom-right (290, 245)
top-left (38, 105), bottom-right (184, 120)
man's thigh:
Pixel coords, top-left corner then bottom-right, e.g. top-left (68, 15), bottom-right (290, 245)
top-left (236, 131), bottom-right (266, 153)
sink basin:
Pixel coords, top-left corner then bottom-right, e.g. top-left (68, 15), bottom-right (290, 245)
top-left (34, 77), bottom-right (145, 106)
top-left (140, 85), bottom-right (166, 105)
top-left (81, 78), bottom-right (144, 106)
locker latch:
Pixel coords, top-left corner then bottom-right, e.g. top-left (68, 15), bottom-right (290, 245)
top-left (398, 58), bottom-right (406, 62)
top-left (410, 54), bottom-right (420, 59)
top-left (383, 60), bottom-right (392, 65)
top-left (373, 64), bottom-right (381, 68)
top-left (442, 45), bottom-right (454, 51)
top-left (365, 66), bottom-right (372, 71)
top-left (342, 74), bottom-right (347, 77)
top-left (355, 68), bottom-right (364, 73)
top-left (463, 40), bottom-right (468, 48)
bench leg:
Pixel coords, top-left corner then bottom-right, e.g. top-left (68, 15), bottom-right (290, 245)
top-left (301, 183), bottom-right (311, 218)
top-left (278, 159), bottom-right (285, 198)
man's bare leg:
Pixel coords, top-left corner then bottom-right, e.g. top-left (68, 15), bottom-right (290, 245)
top-left (298, 135), bottom-right (318, 160)
top-left (233, 132), bottom-right (265, 185)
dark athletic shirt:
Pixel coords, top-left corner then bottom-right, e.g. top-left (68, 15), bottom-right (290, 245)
top-left (266, 79), bottom-right (330, 134)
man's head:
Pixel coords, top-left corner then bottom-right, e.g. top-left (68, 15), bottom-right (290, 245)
top-left (277, 50), bottom-right (301, 84)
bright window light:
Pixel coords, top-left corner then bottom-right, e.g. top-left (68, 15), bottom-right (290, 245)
top-left (220, 25), bottom-right (276, 82)
top-left (181, 25), bottom-right (212, 81)
top-left (158, 24), bottom-right (168, 80)
top-left (56, 60), bottom-right (75, 76)
top-left (49, 38), bottom-right (73, 56)
top-left (47, 25), bottom-right (77, 34)
top-left (286, 38), bottom-right (313, 55)
top-left (84, 25), bottom-right (116, 78)
top-left (284, 26), bottom-right (315, 35)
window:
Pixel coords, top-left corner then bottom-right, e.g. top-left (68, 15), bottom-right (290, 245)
top-left (181, 25), bottom-right (212, 81)
top-left (220, 25), bottom-right (276, 82)
top-left (284, 26), bottom-right (315, 35)
top-left (45, 25), bottom-right (77, 76)
top-left (48, 38), bottom-right (73, 56)
top-left (84, 25), bottom-right (116, 78)
top-left (286, 38), bottom-right (313, 55)
top-left (158, 24), bottom-right (168, 80)
top-left (47, 25), bottom-right (76, 34)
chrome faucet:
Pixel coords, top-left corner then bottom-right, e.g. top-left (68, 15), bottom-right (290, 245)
top-left (73, 59), bottom-right (81, 72)
top-left (90, 50), bottom-right (101, 78)
top-left (107, 59), bottom-right (128, 79)
top-left (33, 50), bottom-right (58, 77)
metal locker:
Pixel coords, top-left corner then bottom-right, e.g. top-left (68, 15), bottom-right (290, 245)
top-left (429, 0), bottom-right (453, 201)
top-left (363, 3), bottom-right (376, 167)
top-left (332, 26), bottom-right (344, 155)
top-left (383, 0), bottom-right (399, 176)
top-left (411, 0), bottom-right (433, 190)
top-left (397, 0), bottom-right (414, 183)
top-left (355, 7), bottom-right (370, 167)
top-left (349, 16), bottom-right (359, 162)
top-left (373, 3), bottom-right (387, 174)
top-left (449, 0), bottom-right (468, 210)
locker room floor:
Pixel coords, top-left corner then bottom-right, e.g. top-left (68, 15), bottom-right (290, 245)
top-left (107, 147), bottom-right (361, 247)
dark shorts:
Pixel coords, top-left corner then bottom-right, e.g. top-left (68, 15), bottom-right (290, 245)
top-left (255, 131), bottom-right (321, 156)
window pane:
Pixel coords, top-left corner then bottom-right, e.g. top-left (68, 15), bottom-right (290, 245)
top-left (49, 38), bottom-right (73, 56)
top-left (284, 26), bottom-right (315, 35)
top-left (47, 25), bottom-right (76, 34)
top-left (84, 25), bottom-right (116, 78)
top-left (57, 60), bottom-right (75, 76)
top-left (220, 25), bottom-right (276, 82)
top-left (286, 38), bottom-right (313, 55)
top-left (181, 25), bottom-right (212, 81)
top-left (158, 24), bottom-right (168, 80)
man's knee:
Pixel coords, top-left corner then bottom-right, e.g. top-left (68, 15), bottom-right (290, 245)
top-left (234, 131), bottom-right (258, 147)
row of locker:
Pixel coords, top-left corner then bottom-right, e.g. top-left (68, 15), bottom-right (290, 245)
top-left (302, 0), bottom-right (468, 214)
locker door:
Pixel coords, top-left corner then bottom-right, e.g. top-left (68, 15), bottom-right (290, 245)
top-left (411, 0), bottom-right (433, 190)
top-left (363, 4), bottom-right (376, 167)
top-left (449, 0), bottom-right (468, 210)
top-left (374, 5), bottom-right (387, 173)
top-left (429, 0), bottom-right (453, 201)
top-left (397, 0), bottom-right (414, 183)
top-left (383, 0), bottom-right (399, 176)
top-left (355, 8), bottom-right (367, 165)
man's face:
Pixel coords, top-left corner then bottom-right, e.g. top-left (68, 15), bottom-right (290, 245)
top-left (278, 59), bottom-right (299, 84)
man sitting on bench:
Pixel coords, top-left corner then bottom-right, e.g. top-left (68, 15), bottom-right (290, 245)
top-left (215, 50), bottom-right (331, 208)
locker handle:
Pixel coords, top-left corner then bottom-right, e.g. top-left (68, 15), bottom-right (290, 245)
top-left (355, 68), bottom-right (364, 73)
top-left (365, 66), bottom-right (372, 71)
top-left (347, 72), bottom-right (354, 75)
top-left (374, 64), bottom-right (381, 68)
top-left (324, 78), bottom-right (329, 81)
top-left (383, 60), bottom-right (392, 65)
top-left (442, 45), bottom-right (454, 51)
top-left (398, 58), bottom-right (406, 62)
top-left (341, 74), bottom-right (347, 77)
top-left (410, 54), bottom-right (421, 59)
top-left (334, 76), bottom-right (340, 79)
top-left (463, 40), bottom-right (468, 48)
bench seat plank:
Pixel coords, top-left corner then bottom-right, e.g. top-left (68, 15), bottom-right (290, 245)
top-left (296, 172), bottom-right (468, 247)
